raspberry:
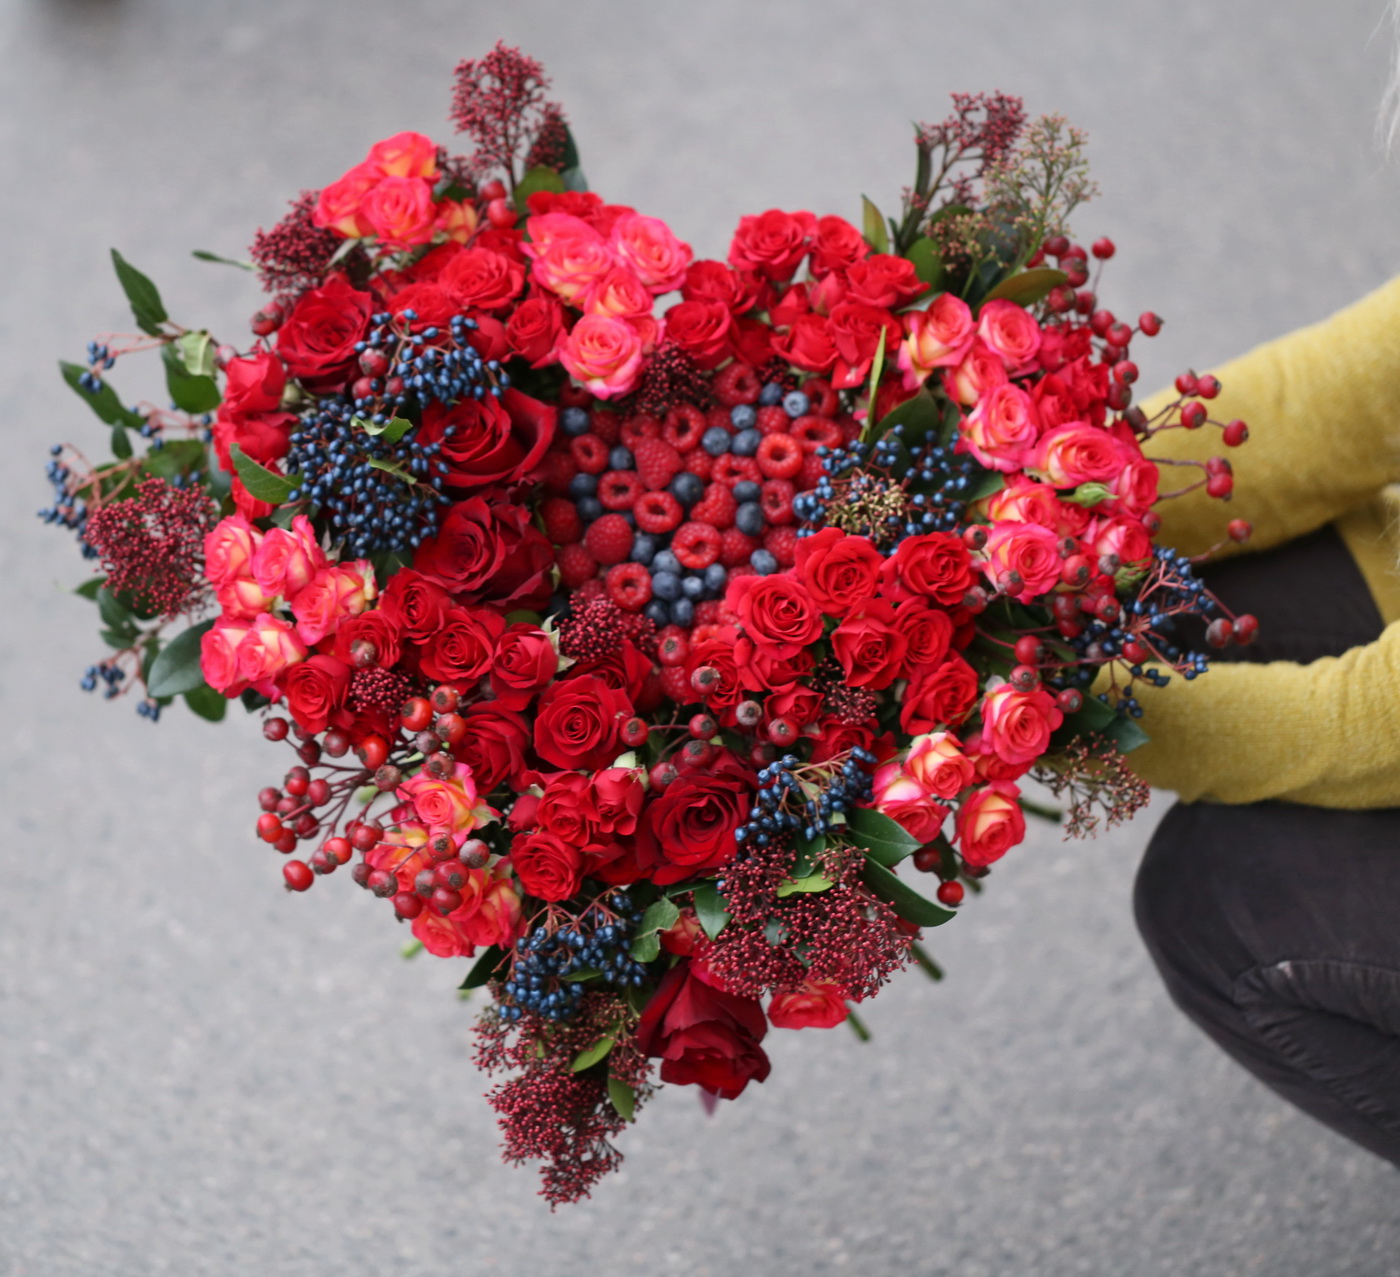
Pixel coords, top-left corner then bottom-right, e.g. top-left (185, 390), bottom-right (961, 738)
top-left (756, 432), bottom-right (803, 479)
top-left (719, 526), bottom-right (760, 567)
top-left (798, 451), bottom-right (827, 490)
top-left (672, 521), bottom-right (722, 570)
top-left (706, 407), bottom-right (733, 435)
top-left (557, 542), bottom-right (598, 589)
top-left (764, 525), bottom-right (799, 567)
top-left (598, 470), bottom-right (644, 511)
top-left (583, 513), bottom-right (634, 566)
top-left (790, 415), bottom-right (842, 452)
top-left (760, 479), bottom-right (796, 526)
top-left (804, 377), bottom-right (840, 418)
top-left (711, 454), bottom-right (761, 487)
top-left (541, 449), bottom-right (579, 496)
top-left (575, 577), bottom-right (608, 605)
top-left (681, 448), bottom-right (715, 481)
top-left (714, 362), bottom-right (761, 407)
top-left (541, 496), bottom-right (583, 545)
top-left (660, 663), bottom-right (698, 702)
top-left (838, 415), bottom-right (863, 444)
top-left (590, 409), bottom-right (621, 444)
top-left (621, 413), bottom-right (662, 449)
top-left (663, 405), bottom-right (707, 451)
top-left (605, 562), bottom-right (653, 612)
top-left (570, 433), bottom-right (610, 474)
top-left (756, 405), bottom-right (790, 436)
top-left (690, 482), bottom-right (737, 530)
top-left (694, 600), bottom-right (726, 626)
top-left (634, 489), bottom-right (683, 534)
top-left (632, 437), bottom-right (683, 490)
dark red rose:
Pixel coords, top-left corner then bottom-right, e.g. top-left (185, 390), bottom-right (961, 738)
top-left (505, 294), bottom-right (566, 367)
top-left (771, 313), bottom-right (837, 374)
top-left (489, 625), bottom-right (558, 710)
top-left (420, 606), bottom-right (506, 684)
top-left (831, 598), bottom-right (908, 690)
top-left (332, 609), bottom-right (402, 669)
top-left (221, 349), bottom-right (285, 417)
top-left (680, 259), bottom-right (762, 314)
top-left (472, 227), bottom-right (529, 263)
top-left (465, 313), bottom-right (511, 362)
top-left (900, 654), bottom-right (980, 734)
top-left (509, 830), bottom-right (583, 902)
top-left (767, 285), bottom-right (811, 330)
top-left (534, 674), bottom-right (631, 772)
top-left (636, 753), bottom-right (755, 887)
top-left (378, 569), bottom-right (452, 643)
top-left (727, 208), bottom-right (817, 283)
top-left (734, 637), bottom-right (814, 693)
top-left (843, 254), bottom-right (925, 309)
top-left (212, 408), bottom-right (296, 470)
top-left (282, 654), bottom-right (352, 734)
top-left (535, 771), bottom-right (598, 845)
top-left (416, 388), bottom-right (556, 491)
top-left (591, 767), bottom-right (644, 836)
top-left (732, 318), bottom-right (776, 368)
top-left (793, 527), bottom-right (882, 616)
top-left (458, 704), bottom-right (533, 791)
top-left (440, 247), bottom-right (526, 313)
top-left (894, 599), bottom-right (955, 677)
top-left (635, 961), bottom-right (771, 1099)
top-left (764, 685), bottom-right (824, 728)
top-left (567, 640), bottom-right (652, 705)
top-left (398, 241), bottom-right (462, 282)
top-left (725, 573), bottom-right (822, 659)
top-left (583, 839), bottom-right (648, 887)
top-left (808, 215), bottom-right (868, 278)
top-left (384, 280), bottom-right (459, 328)
top-left (275, 274), bottom-right (372, 393)
top-left (827, 301), bottom-right (902, 390)
top-left (662, 299), bottom-right (734, 370)
top-left (880, 531), bottom-right (978, 607)
top-left (414, 490), bottom-right (554, 609)
top-left (809, 717), bottom-right (891, 766)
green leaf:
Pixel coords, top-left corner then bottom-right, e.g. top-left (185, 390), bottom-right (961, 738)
top-left (607, 1076), bottom-right (636, 1121)
top-left (110, 425), bottom-right (133, 459)
top-left (873, 387), bottom-right (943, 445)
top-left (910, 940), bottom-right (944, 982)
top-left (775, 873), bottom-right (834, 898)
top-left (691, 882), bottom-right (731, 940)
top-left (629, 932), bottom-right (662, 963)
top-left (861, 856), bottom-right (956, 928)
top-left (59, 361), bottom-right (144, 430)
top-left (1063, 695), bottom-right (1117, 734)
top-left (183, 682), bottom-right (228, 721)
top-left (966, 468), bottom-right (1006, 503)
top-left (980, 267), bottom-right (1068, 309)
top-left (162, 343), bottom-right (221, 414)
top-left (904, 236), bottom-right (944, 289)
top-left (192, 249), bottom-right (255, 271)
top-left (561, 967), bottom-right (604, 983)
top-left (174, 330), bottom-right (218, 378)
top-left (845, 1007), bottom-right (870, 1042)
top-left (562, 166), bottom-right (589, 193)
top-left (366, 457), bottom-right (415, 485)
top-left (1061, 481), bottom-right (1112, 508)
top-left (96, 585), bottom-right (138, 636)
top-left (516, 165), bottom-right (567, 206)
top-left (145, 618), bottom-right (215, 698)
top-left (1019, 796), bottom-right (1062, 824)
top-left (459, 945), bottom-right (509, 990)
top-left (110, 249), bottom-right (168, 335)
top-left (570, 1036), bottom-right (615, 1073)
top-left (867, 326), bottom-right (888, 400)
top-left (230, 444), bottom-right (297, 504)
top-left (561, 125), bottom-right (583, 173)
top-left (846, 807), bottom-right (923, 867)
top-left (861, 196), bottom-right (890, 255)
top-left (1102, 714), bottom-right (1151, 754)
top-left (73, 576), bottom-right (106, 601)
top-left (353, 414), bottom-right (414, 444)
top-left (637, 898), bottom-right (680, 937)
top-left (142, 439), bottom-right (208, 480)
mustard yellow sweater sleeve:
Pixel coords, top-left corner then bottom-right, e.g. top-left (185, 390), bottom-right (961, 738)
top-left (1120, 273), bottom-right (1400, 807)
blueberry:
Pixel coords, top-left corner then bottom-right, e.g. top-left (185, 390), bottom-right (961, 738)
top-left (731, 480), bottom-right (761, 503)
top-left (560, 406), bottom-right (592, 436)
top-left (670, 597), bottom-right (695, 627)
top-left (576, 495), bottom-right (603, 523)
top-left (652, 570), bottom-right (682, 601)
top-left (758, 381), bottom-right (785, 406)
top-left (730, 404), bottom-right (757, 431)
top-left (669, 471), bottom-right (705, 506)
top-left (735, 501), bottom-right (765, 536)
top-left (620, 510), bottom-right (635, 528)
top-left (653, 549), bottom-right (682, 576)
top-left (567, 472), bottom-right (598, 498)
top-left (731, 429), bottom-right (761, 457)
top-left (681, 573), bottom-right (706, 600)
top-left (703, 563), bottom-right (728, 593)
top-left (751, 549), bottom-right (779, 574)
top-left (701, 426), bottom-right (733, 456)
top-left (609, 445), bottom-right (635, 471)
top-left (782, 390), bottom-right (810, 418)
top-left (631, 533), bottom-right (657, 565)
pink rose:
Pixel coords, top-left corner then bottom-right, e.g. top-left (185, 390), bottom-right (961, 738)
top-left (397, 761), bottom-right (496, 836)
top-left (434, 199), bottom-right (479, 244)
top-left (961, 384), bottom-right (1040, 472)
top-left (904, 731), bottom-right (977, 800)
top-left (869, 758), bottom-right (950, 844)
top-left (898, 293), bottom-right (975, 389)
top-left (251, 514), bottom-right (326, 600)
top-left (215, 575), bottom-right (274, 621)
top-left (609, 212), bottom-right (693, 293)
top-left (955, 781), bottom-right (1027, 869)
top-left (288, 561), bottom-right (377, 645)
top-left (979, 684), bottom-right (1064, 768)
top-left (976, 299), bottom-right (1042, 372)
top-left (559, 313), bottom-right (645, 399)
top-left (981, 476), bottom-right (1091, 538)
top-left (1109, 456), bottom-right (1160, 514)
top-left (1033, 423), bottom-right (1124, 488)
top-left (942, 339), bottom-right (1009, 406)
top-left (981, 522), bottom-right (1063, 601)
top-left (200, 617), bottom-right (252, 695)
top-left (237, 612), bottom-right (307, 695)
top-left (1086, 516), bottom-right (1154, 575)
top-left (359, 175), bottom-right (438, 249)
top-left (204, 514), bottom-right (262, 589)
top-left (523, 215), bottom-right (615, 302)
top-left (364, 130), bottom-right (439, 179)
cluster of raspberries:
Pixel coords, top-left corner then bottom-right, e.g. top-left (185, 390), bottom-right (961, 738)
top-left (539, 363), bottom-right (861, 631)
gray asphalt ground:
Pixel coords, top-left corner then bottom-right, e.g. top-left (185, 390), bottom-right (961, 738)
top-left (3, 1), bottom-right (1400, 1273)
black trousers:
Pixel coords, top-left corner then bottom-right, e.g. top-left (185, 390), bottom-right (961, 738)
top-left (1134, 526), bottom-right (1400, 1165)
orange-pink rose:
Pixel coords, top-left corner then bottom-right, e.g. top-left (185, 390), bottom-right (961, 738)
top-left (397, 761), bottom-right (496, 836)
top-left (364, 130), bottom-right (439, 180)
top-left (962, 383), bottom-right (1040, 472)
top-left (559, 313), bottom-right (645, 399)
top-left (1033, 422), bottom-right (1124, 488)
top-left (942, 339), bottom-right (1009, 406)
top-left (904, 731), bottom-right (977, 800)
top-left (979, 684), bottom-right (1064, 768)
top-left (359, 176), bottom-right (438, 249)
top-left (313, 162), bottom-right (379, 237)
top-left (289, 561), bottom-right (377, 645)
top-left (203, 514), bottom-right (262, 587)
top-left (955, 781), bottom-right (1026, 868)
top-left (898, 293), bottom-right (975, 389)
top-left (981, 521), bottom-right (1063, 600)
top-left (976, 299), bottom-right (1041, 372)
top-left (609, 212), bottom-right (693, 293)
top-left (251, 514), bottom-right (326, 600)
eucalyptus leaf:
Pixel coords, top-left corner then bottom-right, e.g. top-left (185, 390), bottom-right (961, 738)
top-left (354, 414), bottom-right (413, 444)
top-left (230, 444), bottom-right (297, 504)
top-left (59, 361), bottom-right (144, 430)
top-left (980, 267), bottom-right (1069, 309)
top-left (607, 1076), bottom-right (636, 1121)
top-left (183, 683), bottom-right (228, 721)
top-left (145, 618), bottom-right (215, 698)
top-left (110, 249), bottom-right (168, 335)
top-left (861, 196), bottom-right (890, 255)
top-left (846, 806), bottom-right (922, 867)
top-left (629, 932), bottom-right (662, 963)
top-left (637, 898), bottom-right (680, 937)
top-left (570, 1036), bottom-right (615, 1073)
top-left (861, 856), bottom-right (956, 928)
top-left (691, 882), bottom-right (731, 940)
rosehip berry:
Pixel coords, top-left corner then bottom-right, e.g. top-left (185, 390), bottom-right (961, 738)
top-left (258, 787), bottom-right (281, 812)
top-left (480, 178), bottom-right (507, 201)
top-left (460, 839), bottom-right (490, 870)
top-left (374, 764), bottom-right (402, 791)
top-left (1138, 312), bottom-right (1163, 336)
top-left (1180, 401), bottom-right (1208, 430)
top-left (1106, 382), bottom-right (1133, 411)
top-left (415, 730), bottom-right (441, 756)
top-left (430, 687), bottom-right (464, 715)
top-left (1228, 519), bottom-right (1253, 543)
top-left (427, 832), bottom-right (456, 862)
top-left (393, 892), bottom-right (424, 920)
top-left (691, 665), bottom-right (721, 694)
top-left (768, 717), bottom-right (797, 746)
top-left (257, 813), bottom-right (284, 843)
top-left (649, 761), bottom-right (679, 789)
top-left (1094, 595), bottom-right (1121, 623)
top-left (485, 197), bottom-right (515, 228)
top-left (1222, 419), bottom-right (1249, 447)
top-left (1045, 286), bottom-right (1073, 314)
top-left (1233, 613), bottom-right (1260, 645)
top-left (1044, 234), bottom-right (1070, 257)
top-left (1074, 288), bottom-right (1096, 315)
top-left (1206, 472), bottom-right (1234, 499)
top-left (426, 752), bottom-right (455, 779)
top-left (1091, 236), bottom-right (1116, 259)
top-left (284, 766), bottom-right (310, 796)
top-left (688, 712), bottom-right (718, 740)
top-left (680, 739), bottom-right (715, 769)
top-left (735, 700), bottom-right (764, 729)
top-left (400, 697), bottom-right (433, 732)
top-left (1090, 309), bottom-right (1115, 337)
top-left (414, 867), bottom-right (437, 897)
top-left (324, 729), bottom-right (351, 757)
top-left (1205, 618), bottom-right (1233, 648)
top-left (1056, 688), bottom-right (1084, 713)
top-left (1111, 360), bottom-right (1139, 386)
top-left (434, 860), bottom-right (470, 892)
top-left (356, 735), bottom-right (389, 770)
top-left (1009, 664), bottom-right (1040, 691)
top-left (294, 812), bottom-right (320, 839)
top-left (657, 629), bottom-right (690, 667)
top-left (274, 829), bottom-right (298, 853)
top-left (1196, 374), bottom-right (1221, 399)
top-left (936, 880), bottom-right (965, 907)
top-left (351, 862), bottom-right (372, 888)
top-left (1122, 640), bottom-right (1149, 665)
top-left (1107, 323), bottom-right (1134, 348)
top-left (1062, 555), bottom-right (1092, 587)
top-left (962, 586), bottom-right (989, 614)
top-left (749, 742), bottom-right (778, 768)
top-left (619, 716), bottom-right (650, 748)
top-left (366, 868), bottom-right (397, 898)
top-left (1143, 511), bottom-right (1162, 534)
top-left (1065, 263), bottom-right (1089, 288)
top-left (275, 796), bottom-right (298, 816)
top-left (913, 847), bottom-right (942, 873)
top-left (350, 821), bottom-right (382, 852)
top-left (263, 716), bottom-right (290, 742)
top-left (250, 305), bottom-right (284, 336)
top-left (283, 860), bottom-right (314, 891)
top-left (324, 837), bottom-right (353, 865)
top-left (1013, 636), bottom-right (1044, 666)
top-left (1174, 371), bottom-right (1198, 396)
top-left (297, 740), bottom-right (322, 766)
top-left (435, 713), bottom-right (467, 747)
top-left (310, 847), bottom-right (336, 875)
top-left (962, 525), bottom-right (989, 551)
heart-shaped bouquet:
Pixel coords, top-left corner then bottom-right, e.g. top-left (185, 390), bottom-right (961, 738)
top-left (43, 43), bottom-right (1255, 1205)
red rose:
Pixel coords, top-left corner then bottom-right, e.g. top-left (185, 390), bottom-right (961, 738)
top-left (331, 609), bottom-right (403, 669)
top-left (535, 771), bottom-right (598, 845)
top-left (635, 961), bottom-right (771, 1098)
top-left (505, 294), bottom-right (566, 367)
top-left (211, 408), bottom-right (296, 471)
top-left (416, 388), bottom-right (556, 490)
top-left (734, 636), bottom-right (814, 693)
top-left (636, 753), bottom-right (754, 886)
top-left (682, 633), bottom-right (743, 716)
top-left (681, 259), bottom-right (762, 314)
top-left (466, 313), bottom-right (512, 363)
top-left (490, 625), bottom-right (558, 710)
top-left (534, 674), bottom-right (631, 771)
top-left (378, 569), bottom-right (452, 643)
top-left (725, 573), bottom-right (822, 659)
top-left (768, 981), bottom-right (849, 1030)
top-left (880, 531), bottom-right (977, 607)
top-left (831, 598), bottom-right (908, 690)
top-left (510, 830), bottom-right (583, 902)
top-left (810, 717), bottom-right (890, 767)
top-left (900, 655), bottom-right (980, 735)
top-left (793, 527), bottom-right (883, 615)
top-left (732, 318), bottom-right (776, 368)
top-left (383, 280), bottom-right (460, 328)
top-left (420, 606), bottom-right (505, 684)
top-left (727, 209), bottom-right (817, 283)
top-left (473, 227), bottom-right (529, 263)
top-left (458, 704), bottom-right (533, 791)
top-left (894, 599), bottom-right (955, 677)
top-left (591, 767), bottom-right (645, 836)
top-left (843, 254), bottom-right (925, 309)
top-left (771, 313), bottom-right (837, 374)
top-left (282, 654), bottom-right (352, 734)
top-left (414, 490), bottom-right (554, 609)
top-left (827, 301), bottom-right (903, 390)
top-left (275, 274), bottom-right (372, 393)
top-left (768, 285), bottom-right (811, 329)
top-left (808, 215), bottom-right (868, 278)
top-left (568, 640), bottom-right (653, 705)
top-left (221, 349), bottom-right (286, 417)
top-left (439, 248), bottom-right (526, 312)
top-left (663, 299), bottom-right (735, 370)
top-left (764, 685), bottom-right (824, 728)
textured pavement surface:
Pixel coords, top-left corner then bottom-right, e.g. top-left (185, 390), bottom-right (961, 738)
top-left (3, 2), bottom-right (1400, 1273)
